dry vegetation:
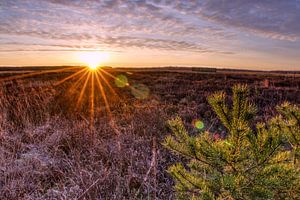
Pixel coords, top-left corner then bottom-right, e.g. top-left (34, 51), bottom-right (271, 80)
top-left (0, 67), bottom-right (299, 199)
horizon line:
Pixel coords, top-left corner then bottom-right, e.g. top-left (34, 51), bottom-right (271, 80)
top-left (0, 65), bottom-right (299, 72)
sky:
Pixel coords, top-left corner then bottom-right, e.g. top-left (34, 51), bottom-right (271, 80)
top-left (0, 0), bottom-right (300, 70)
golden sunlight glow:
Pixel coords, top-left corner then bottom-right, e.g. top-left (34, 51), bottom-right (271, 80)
top-left (2, 61), bottom-right (148, 138)
top-left (89, 64), bottom-right (98, 70)
top-left (79, 52), bottom-right (109, 70)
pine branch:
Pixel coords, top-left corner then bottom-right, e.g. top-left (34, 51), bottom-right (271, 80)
top-left (244, 143), bottom-right (282, 173)
top-left (164, 85), bottom-right (300, 199)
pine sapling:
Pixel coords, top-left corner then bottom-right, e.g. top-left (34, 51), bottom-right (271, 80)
top-left (164, 84), bottom-right (300, 200)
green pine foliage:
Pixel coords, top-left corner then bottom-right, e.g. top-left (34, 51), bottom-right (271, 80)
top-left (163, 85), bottom-right (300, 200)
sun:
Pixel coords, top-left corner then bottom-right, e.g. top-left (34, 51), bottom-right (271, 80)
top-left (79, 52), bottom-right (109, 70)
top-left (89, 63), bottom-right (98, 70)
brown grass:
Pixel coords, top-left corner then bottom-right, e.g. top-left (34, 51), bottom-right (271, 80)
top-left (0, 67), bottom-right (299, 199)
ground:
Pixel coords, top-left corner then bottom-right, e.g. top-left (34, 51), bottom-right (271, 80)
top-left (0, 67), bottom-right (299, 199)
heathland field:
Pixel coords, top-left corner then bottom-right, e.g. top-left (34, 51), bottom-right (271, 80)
top-left (0, 67), bottom-right (299, 199)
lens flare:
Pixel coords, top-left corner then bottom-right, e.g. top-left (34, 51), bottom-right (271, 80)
top-left (115, 74), bottom-right (129, 88)
top-left (131, 84), bottom-right (150, 99)
top-left (192, 119), bottom-right (205, 130)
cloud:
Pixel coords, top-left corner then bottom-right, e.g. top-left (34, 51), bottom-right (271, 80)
top-left (0, 0), bottom-right (232, 53)
top-left (0, 35), bottom-right (223, 54)
top-left (0, 0), bottom-right (299, 56)
top-left (179, 0), bottom-right (300, 41)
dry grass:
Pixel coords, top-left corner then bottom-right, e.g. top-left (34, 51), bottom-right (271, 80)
top-left (0, 68), bottom-right (299, 199)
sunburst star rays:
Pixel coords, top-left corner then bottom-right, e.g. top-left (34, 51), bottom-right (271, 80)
top-left (0, 66), bottom-right (121, 136)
